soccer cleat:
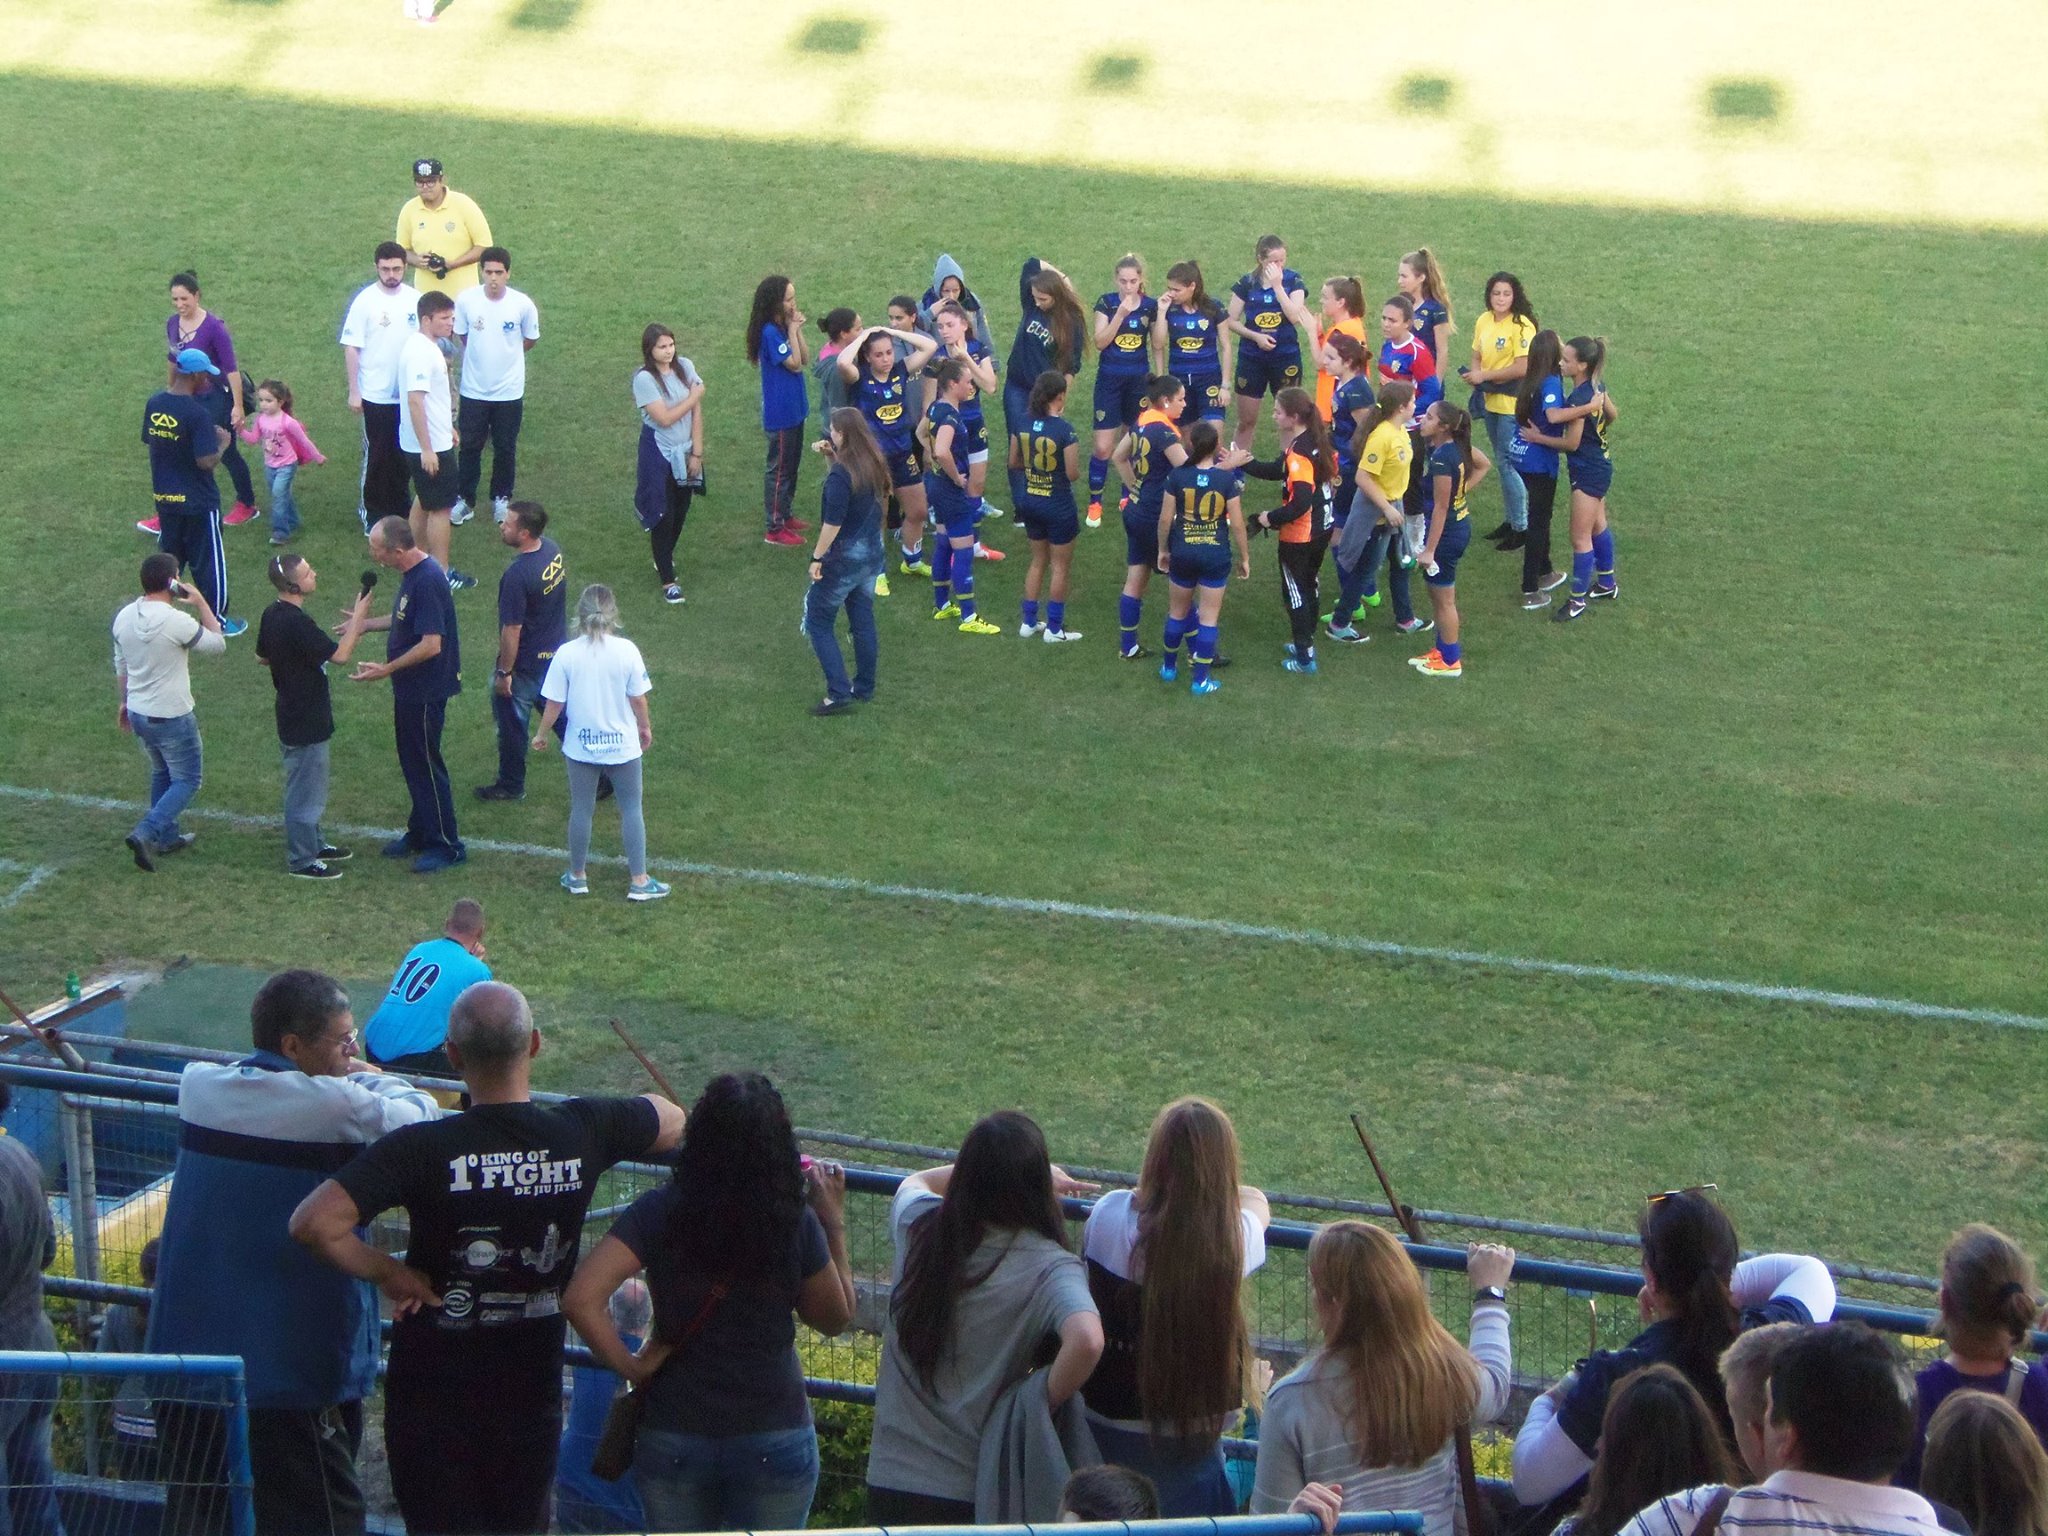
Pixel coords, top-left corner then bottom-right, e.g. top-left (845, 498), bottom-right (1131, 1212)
top-left (1042, 627), bottom-right (1083, 644)
top-left (663, 583), bottom-right (684, 605)
top-left (492, 497), bottom-right (511, 524)
top-left (1415, 653), bottom-right (1463, 677)
top-left (1119, 644), bottom-right (1151, 661)
top-left (1210, 653), bottom-right (1232, 670)
top-left (1553, 598), bottom-right (1588, 622)
top-left (1190, 677), bottom-right (1222, 696)
top-left (223, 501), bottom-right (259, 526)
top-left (897, 554), bottom-right (928, 577)
top-left (1158, 661), bottom-right (1179, 683)
top-left (1318, 609), bottom-right (1334, 626)
top-left (980, 503), bottom-right (1007, 520)
top-left (448, 498), bottom-right (473, 526)
top-left (1521, 592), bottom-right (1552, 611)
top-left (1538, 570), bottom-right (1569, 593)
top-left (1018, 620), bottom-right (1046, 638)
top-left (1395, 617), bottom-right (1434, 635)
top-left (1408, 648), bottom-right (1444, 670)
top-left (1282, 657), bottom-right (1318, 675)
top-left (560, 871), bottom-right (589, 896)
top-left (764, 528), bottom-right (806, 547)
top-left (447, 570), bottom-right (478, 592)
top-left (1325, 623), bottom-right (1368, 645)
top-left (1363, 589), bottom-right (1383, 608)
top-left (958, 616), bottom-right (1002, 635)
top-left (124, 835), bottom-right (157, 873)
top-left (317, 844), bottom-right (352, 862)
top-left (872, 572), bottom-right (890, 598)
top-left (974, 542), bottom-right (1006, 561)
top-left (136, 515), bottom-right (161, 535)
top-left (269, 534), bottom-right (293, 546)
top-left (628, 878), bottom-right (673, 902)
top-left (930, 602), bottom-right (961, 621)
top-left (1591, 582), bottom-right (1619, 600)
top-left (220, 616), bottom-right (249, 638)
top-left (1086, 500), bottom-right (1103, 529)
top-left (290, 862), bottom-right (343, 881)
top-left (473, 784), bottom-right (523, 802)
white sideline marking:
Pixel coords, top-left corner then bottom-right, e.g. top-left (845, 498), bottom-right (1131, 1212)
top-left (3, 781), bottom-right (2041, 1031)
top-left (0, 858), bottom-right (56, 912)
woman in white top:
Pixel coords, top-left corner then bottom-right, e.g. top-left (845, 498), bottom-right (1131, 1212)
top-left (1080, 1097), bottom-right (1270, 1515)
top-left (532, 584), bottom-right (668, 901)
top-left (1253, 1221), bottom-right (1516, 1536)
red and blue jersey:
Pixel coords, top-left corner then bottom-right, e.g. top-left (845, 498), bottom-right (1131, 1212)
top-left (1378, 335), bottom-right (1441, 414)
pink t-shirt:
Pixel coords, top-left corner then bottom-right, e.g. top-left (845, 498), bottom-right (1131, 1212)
top-left (238, 410), bottom-right (325, 470)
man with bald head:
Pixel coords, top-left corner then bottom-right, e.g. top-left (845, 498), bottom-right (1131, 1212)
top-left (292, 982), bottom-right (683, 1536)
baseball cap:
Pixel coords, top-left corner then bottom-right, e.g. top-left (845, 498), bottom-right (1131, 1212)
top-left (173, 348), bottom-right (221, 376)
top-left (413, 157), bottom-right (444, 179)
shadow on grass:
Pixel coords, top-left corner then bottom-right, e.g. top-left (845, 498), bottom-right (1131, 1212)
top-left (1705, 76), bottom-right (1786, 128)
top-left (506, 0), bottom-right (582, 31)
top-left (1081, 50), bottom-right (1145, 94)
top-left (792, 14), bottom-right (871, 56)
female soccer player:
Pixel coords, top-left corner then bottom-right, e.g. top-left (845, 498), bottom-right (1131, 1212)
top-left (1088, 256), bottom-right (1161, 528)
top-left (1376, 295), bottom-right (1442, 569)
top-left (840, 323), bottom-right (939, 575)
top-left (1326, 381), bottom-right (1415, 643)
top-left (1312, 276), bottom-right (1368, 423)
top-left (1156, 423), bottom-right (1250, 696)
top-left (1226, 236), bottom-right (1313, 453)
top-left (745, 274), bottom-right (809, 544)
top-left (1397, 248), bottom-right (1454, 366)
top-left (920, 358), bottom-right (1000, 635)
top-left (1408, 402), bottom-right (1490, 679)
top-left (1003, 260), bottom-right (1085, 508)
top-left (1109, 376), bottom-right (1188, 659)
top-left (1461, 271), bottom-right (1537, 547)
top-left (1522, 336), bottom-right (1619, 622)
top-left (1009, 371), bottom-right (1085, 642)
top-left (1325, 333), bottom-right (1374, 572)
top-left (1241, 388), bottom-right (1336, 675)
top-left (931, 301), bottom-right (1005, 556)
top-left (1508, 329), bottom-right (1570, 609)
top-left (1154, 262), bottom-right (1230, 426)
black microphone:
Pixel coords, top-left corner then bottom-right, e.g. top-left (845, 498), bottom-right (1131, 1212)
top-left (359, 570), bottom-right (378, 599)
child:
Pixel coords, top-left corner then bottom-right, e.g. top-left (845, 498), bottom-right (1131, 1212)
top-left (237, 380), bottom-right (325, 544)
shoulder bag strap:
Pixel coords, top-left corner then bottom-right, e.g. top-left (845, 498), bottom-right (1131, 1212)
top-left (1694, 1485), bottom-right (1736, 1536)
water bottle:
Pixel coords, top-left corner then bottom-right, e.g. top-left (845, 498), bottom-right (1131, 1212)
top-left (65, 972), bottom-right (80, 1002)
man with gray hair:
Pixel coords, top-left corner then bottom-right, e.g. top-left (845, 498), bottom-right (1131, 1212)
top-left (292, 982), bottom-right (683, 1536)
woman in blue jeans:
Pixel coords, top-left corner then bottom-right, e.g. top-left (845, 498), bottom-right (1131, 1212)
top-left (563, 1073), bottom-right (857, 1533)
top-left (802, 409), bottom-right (889, 715)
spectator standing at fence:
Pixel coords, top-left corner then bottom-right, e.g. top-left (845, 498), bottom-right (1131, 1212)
top-left (563, 1073), bottom-right (857, 1531)
top-left (1079, 1096), bottom-right (1270, 1515)
top-left (148, 969), bottom-right (440, 1536)
top-left (1251, 1222), bottom-right (1515, 1536)
top-left (865, 1111), bottom-right (1104, 1525)
top-left (291, 981), bottom-right (685, 1536)
top-left (451, 246), bottom-right (538, 526)
top-left (474, 502), bottom-right (566, 802)
top-left (258, 553), bottom-right (373, 880)
top-left (340, 243), bottom-right (421, 533)
top-left (0, 1076), bottom-right (62, 1536)
top-left (362, 899), bottom-right (490, 1075)
top-left (1512, 1190), bottom-right (1837, 1518)
top-left (114, 552), bottom-right (225, 872)
top-left (554, 1278), bottom-right (652, 1535)
top-left (95, 1238), bottom-right (161, 1479)
top-left (1920, 1391), bottom-right (2048, 1536)
top-left (397, 158), bottom-right (492, 298)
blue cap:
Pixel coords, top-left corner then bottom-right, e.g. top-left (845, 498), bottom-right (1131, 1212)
top-left (173, 348), bottom-right (220, 376)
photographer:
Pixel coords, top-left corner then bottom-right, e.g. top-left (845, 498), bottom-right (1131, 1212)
top-left (113, 552), bottom-right (224, 872)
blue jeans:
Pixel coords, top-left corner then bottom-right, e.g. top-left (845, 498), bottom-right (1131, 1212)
top-left (803, 559), bottom-right (879, 702)
top-left (1088, 1420), bottom-right (1237, 1517)
top-left (634, 1424), bottom-right (818, 1533)
top-left (490, 670), bottom-right (561, 795)
top-left (1484, 408), bottom-right (1529, 530)
top-left (267, 464), bottom-right (300, 538)
top-left (0, 1371), bottom-right (62, 1536)
top-left (131, 710), bottom-right (203, 846)
top-left (203, 383), bottom-right (256, 508)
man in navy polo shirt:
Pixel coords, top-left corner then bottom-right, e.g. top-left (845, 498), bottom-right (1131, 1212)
top-left (144, 351), bottom-right (247, 637)
top-left (350, 516), bottom-right (464, 872)
top-left (474, 501), bottom-right (565, 802)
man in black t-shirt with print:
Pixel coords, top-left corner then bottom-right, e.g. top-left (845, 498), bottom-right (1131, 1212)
top-left (291, 981), bottom-right (683, 1536)
top-left (257, 554), bottom-right (373, 880)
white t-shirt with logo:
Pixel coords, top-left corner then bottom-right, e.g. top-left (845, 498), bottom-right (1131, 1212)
top-left (396, 333), bottom-right (454, 453)
top-left (338, 281), bottom-right (423, 405)
top-left (454, 285), bottom-right (540, 402)
top-left (540, 634), bottom-right (652, 766)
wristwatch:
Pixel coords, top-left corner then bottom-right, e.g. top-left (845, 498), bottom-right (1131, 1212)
top-left (492, 668), bottom-right (510, 679)
top-left (1472, 1285), bottom-right (1508, 1307)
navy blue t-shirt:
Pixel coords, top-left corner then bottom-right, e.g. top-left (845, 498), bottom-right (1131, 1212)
top-left (1007, 258), bottom-right (1069, 389)
top-left (1163, 464), bottom-right (1241, 557)
top-left (1412, 296), bottom-right (1451, 363)
top-left (1330, 375), bottom-right (1373, 471)
top-left (855, 364), bottom-right (916, 456)
top-left (142, 390), bottom-right (221, 516)
top-left (1231, 268), bottom-right (1307, 357)
top-left (1163, 301), bottom-right (1224, 376)
top-left (818, 463), bottom-right (884, 572)
top-left (497, 537), bottom-right (566, 679)
top-left (1093, 293), bottom-right (1158, 374)
top-left (924, 400), bottom-right (971, 510)
top-left (389, 557), bottom-right (461, 704)
top-left (1015, 414), bottom-right (1078, 510)
top-left (757, 322), bottom-right (807, 432)
top-left (1565, 381), bottom-right (1612, 473)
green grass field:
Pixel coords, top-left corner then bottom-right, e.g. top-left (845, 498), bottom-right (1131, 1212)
top-left (2, 72), bottom-right (2043, 1281)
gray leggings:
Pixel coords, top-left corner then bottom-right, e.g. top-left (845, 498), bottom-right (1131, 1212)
top-left (567, 757), bottom-right (647, 879)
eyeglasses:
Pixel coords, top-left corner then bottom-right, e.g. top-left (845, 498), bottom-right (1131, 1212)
top-left (1646, 1182), bottom-right (1718, 1205)
top-left (326, 1029), bottom-right (360, 1055)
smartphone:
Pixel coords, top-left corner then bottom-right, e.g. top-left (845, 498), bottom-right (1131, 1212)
top-left (799, 1155), bottom-right (816, 1174)
top-left (168, 581), bottom-right (189, 599)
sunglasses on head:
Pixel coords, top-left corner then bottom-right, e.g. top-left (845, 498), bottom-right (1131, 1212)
top-left (1646, 1182), bottom-right (1718, 1206)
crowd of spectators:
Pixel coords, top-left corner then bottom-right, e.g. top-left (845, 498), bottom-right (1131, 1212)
top-left (2, 979), bottom-right (2046, 1536)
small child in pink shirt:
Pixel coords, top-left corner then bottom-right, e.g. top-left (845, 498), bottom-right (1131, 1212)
top-left (238, 380), bottom-right (325, 544)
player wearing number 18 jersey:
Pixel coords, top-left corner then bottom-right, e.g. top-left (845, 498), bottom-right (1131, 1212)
top-left (1010, 371), bottom-right (1084, 642)
top-left (363, 900), bottom-right (491, 1073)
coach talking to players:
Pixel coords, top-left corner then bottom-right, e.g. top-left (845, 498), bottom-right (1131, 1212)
top-left (350, 517), bottom-right (465, 873)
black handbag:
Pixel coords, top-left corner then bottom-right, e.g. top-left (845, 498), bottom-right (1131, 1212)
top-left (589, 1281), bottom-right (728, 1482)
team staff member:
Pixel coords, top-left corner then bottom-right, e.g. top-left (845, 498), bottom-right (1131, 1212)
top-left (362, 899), bottom-right (491, 1074)
top-left (1087, 256), bottom-right (1160, 527)
top-left (1001, 259), bottom-right (1085, 512)
top-left (113, 554), bottom-right (225, 871)
top-left (396, 157), bottom-right (492, 297)
top-left (804, 409), bottom-right (889, 714)
top-left (1226, 236), bottom-right (1313, 453)
top-left (1110, 376), bottom-right (1188, 659)
top-left (450, 246), bottom-right (539, 527)
top-left (142, 350), bottom-right (244, 635)
top-left (256, 554), bottom-right (373, 879)
top-left (1408, 403), bottom-right (1490, 679)
top-left (1241, 387), bottom-right (1336, 675)
top-left (340, 243), bottom-right (422, 531)
top-left (291, 982), bottom-right (685, 1536)
top-left (475, 502), bottom-right (566, 802)
top-left (1010, 371), bottom-right (1084, 643)
top-left (1155, 261), bottom-right (1230, 425)
top-left (398, 292), bottom-right (476, 591)
top-left (747, 274), bottom-right (810, 545)
top-left (1156, 423), bottom-right (1250, 696)
top-left (1461, 271), bottom-right (1538, 547)
top-left (349, 517), bottom-right (465, 873)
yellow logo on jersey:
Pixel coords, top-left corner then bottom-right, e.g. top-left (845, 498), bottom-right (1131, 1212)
top-left (148, 411), bottom-right (180, 430)
top-left (1254, 312), bottom-right (1283, 330)
top-left (1175, 336), bottom-right (1203, 353)
top-left (541, 554), bottom-right (565, 591)
top-left (876, 403), bottom-right (902, 424)
top-left (1114, 333), bottom-right (1144, 351)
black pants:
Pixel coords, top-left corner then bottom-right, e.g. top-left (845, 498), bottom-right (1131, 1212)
top-left (650, 479), bottom-right (694, 583)
top-left (762, 423), bottom-right (805, 531)
top-left (386, 1378), bottom-right (559, 1535)
top-left (457, 395), bottom-right (524, 505)
top-left (1278, 532), bottom-right (1330, 657)
top-left (1521, 471), bottom-right (1559, 594)
top-left (393, 696), bottom-right (461, 856)
top-left (360, 401), bottom-right (411, 519)
top-left (202, 384), bottom-right (257, 508)
top-left (157, 1401), bottom-right (366, 1536)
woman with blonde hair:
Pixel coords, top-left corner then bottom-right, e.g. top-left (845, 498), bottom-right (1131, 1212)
top-left (1922, 1390), bottom-right (2048, 1536)
top-left (533, 584), bottom-right (667, 900)
top-left (1080, 1097), bottom-right (1271, 1514)
top-left (1252, 1221), bottom-right (1515, 1535)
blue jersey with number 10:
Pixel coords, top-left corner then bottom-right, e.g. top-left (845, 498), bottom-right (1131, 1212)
top-left (363, 936), bottom-right (492, 1062)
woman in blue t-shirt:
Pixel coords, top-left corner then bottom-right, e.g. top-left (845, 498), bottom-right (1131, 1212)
top-left (1509, 329), bottom-right (1569, 610)
top-left (801, 409), bottom-right (891, 715)
top-left (562, 1073), bottom-right (857, 1533)
top-left (745, 275), bottom-right (811, 544)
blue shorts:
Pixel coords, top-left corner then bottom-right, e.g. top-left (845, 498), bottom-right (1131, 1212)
top-left (927, 479), bottom-right (974, 537)
top-left (1123, 504), bottom-right (1161, 568)
top-left (1424, 515), bottom-right (1471, 588)
top-left (885, 445), bottom-right (924, 490)
top-left (1233, 350), bottom-right (1302, 399)
top-left (1168, 548), bottom-right (1231, 589)
top-left (1019, 499), bottom-right (1079, 546)
top-left (1568, 458), bottom-right (1613, 499)
top-left (1092, 370), bottom-right (1147, 432)
top-left (1173, 369), bottom-right (1227, 424)
top-left (964, 416), bottom-right (989, 463)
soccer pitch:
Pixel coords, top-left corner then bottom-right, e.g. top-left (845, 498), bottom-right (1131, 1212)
top-left (0, 1), bottom-right (2043, 1278)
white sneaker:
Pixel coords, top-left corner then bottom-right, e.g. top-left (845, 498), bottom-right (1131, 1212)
top-left (492, 497), bottom-right (511, 524)
top-left (1018, 620), bottom-right (1045, 638)
top-left (448, 498), bottom-right (472, 526)
top-left (980, 503), bottom-right (1007, 520)
top-left (356, 508), bottom-right (370, 534)
top-left (1043, 628), bottom-right (1083, 644)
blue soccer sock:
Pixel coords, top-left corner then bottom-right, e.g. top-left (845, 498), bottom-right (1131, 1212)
top-left (931, 552), bottom-right (951, 607)
top-left (952, 544), bottom-right (976, 619)
top-left (1047, 600), bottom-right (1065, 633)
top-left (1440, 638), bottom-right (1462, 665)
top-left (1591, 529), bottom-right (1616, 587)
top-left (1021, 597), bottom-right (1039, 629)
top-left (1161, 612), bottom-right (1186, 665)
top-left (1571, 549), bottom-right (1595, 598)
top-left (1193, 623), bottom-right (1219, 686)
top-left (1088, 457), bottom-right (1109, 501)
top-left (1118, 593), bottom-right (1142, 653)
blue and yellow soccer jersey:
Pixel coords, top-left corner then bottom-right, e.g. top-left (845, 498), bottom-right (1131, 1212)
top-left (1164, 300), bottom-right (1224, 376)
top-left (1231, 267), bottom-right (1306, 356)
top-left (1425, 439), bottom-right (1471, 521)
top-left (1330, 374), bottom-right (1373, 472)
top-left (1093, 293), bottom-right (1158, 374)
top-left (1565, 381), bottom-right (1613, 471)
top-left (952, 337), bottom-right (993, 428)
top-left (1412, 296), bottom-right (1450, 363)
top-left (1163, 464), bottom-right (1239, 554)
top-left (1472, 312), bottom-right (1536, 414)
top-left (1016, 414), bottom-right (1078, 508)
top-left (1129, 407), bottom-right (1183, 513)
top-left (856, 363), bottom-right (916, 455)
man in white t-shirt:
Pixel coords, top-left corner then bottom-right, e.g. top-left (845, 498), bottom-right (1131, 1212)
top-left (113, 553), bottom-right (225, 870)
top-left (397, 292), bottom-right (474, 593)
top-left (339, 243), bottom-right (423, 533)
top-left (450, 247), bottom-right (539, 528)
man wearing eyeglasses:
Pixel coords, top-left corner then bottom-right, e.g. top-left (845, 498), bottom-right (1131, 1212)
top-left (148, 969), bottom-right (442, 1536)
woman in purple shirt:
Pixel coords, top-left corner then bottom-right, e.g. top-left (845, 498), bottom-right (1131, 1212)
top-left (168, 272), bottom-right (257, 524)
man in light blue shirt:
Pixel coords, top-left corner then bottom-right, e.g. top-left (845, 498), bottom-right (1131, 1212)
top-left (363, 898), bottom-right (491, 1074)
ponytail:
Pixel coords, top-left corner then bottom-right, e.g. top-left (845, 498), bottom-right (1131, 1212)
top-left (1435, 403), bottom-right (1475, 477)
top-left (1567, 335), bottom-right (1609, 382)
top-left (1639, 1192), bottom-right (1741, 1395)
top-left (1940, 1225), bottom-right (2041, 1355)
top-left (1028, 369), bottom-right (1067, 416)
top-left (1357, 380), bottom-right (1415, 439)
top-left (1402, 247), bottom-right (1450, 310)
top-left (1328, 332), bottom-right (1368, 372)
top-left (1325, 276), bottom-right (1365, 319)
top-left (1184, 421), bottom-right (1220, 463)
top-left (1275, 386), bottom-right (1334, 484)
top-left (1165, 259), bottom-right (1212, 315)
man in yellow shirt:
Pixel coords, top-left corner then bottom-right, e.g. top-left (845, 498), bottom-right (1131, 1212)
top-left (396, 158), bottom-right (492, 297)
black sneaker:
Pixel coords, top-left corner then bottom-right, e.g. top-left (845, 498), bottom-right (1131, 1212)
top-left (1590, 583), bottom-right (1619, 601)
top-left (448, 569), bottom-right (478, 592)
top-left (1118, 644), bottom-right (1152, 661)
top-left (1497, 530), bottom-right (1526, 551)
top-left (1484, 520), bottom-right (1512, 542)
top-left (1553, 598), bottom-right (1588, 622)
top-left (317, 844), bottom-right (353, 862)
top-left (473, 784), bottom-right (524, 801)
top-left (1210, 653), bottom-right (1233, 671)
top-left (811, 697), bottom-right (855, 717)
top-left (290, 862), bottom-right (343, 881)
top-left (125, 834), bottom-right (157, 873)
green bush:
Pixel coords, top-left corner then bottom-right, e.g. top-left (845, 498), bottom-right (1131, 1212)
top-left (800, 1329), bottom-right (880, 1527)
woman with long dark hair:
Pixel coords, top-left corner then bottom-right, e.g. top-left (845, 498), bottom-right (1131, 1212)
top-left (746, 274), bottom-right (809, 545)
top-left (562, 1073), bottom-right (856, 1531)
top-left (1508, 329), bottom-right (1568, 610)
top-left (841, 322), bottom-right (941, 576)
top-left (166, 272), bottom-right (259, 527)
top-left (1553, 1365), bottom-right (1739, 1536)
top-left (1080, 1098), bottom-right (1270, 1514)
top-left (1002, 260), bottom-right (1085, 511)
top-left (1460, 271), bottom-right (1536, 548)
top-left (1510, 1189), bottom-right (1835, 1515)
top-left (866, 1112), bottom-right (1103, 1524)
top-left (1241, 387), bottom-right (1336, 675)
top-left (803, 408), bottom-right (891, 714)
top-left (1407, 401), bottom-right (1489, 679)
top-left (632, 323), bottom-right (705, 604)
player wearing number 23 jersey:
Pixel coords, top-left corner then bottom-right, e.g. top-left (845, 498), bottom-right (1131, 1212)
top-left (364, 925), bottom-right (492, 1066)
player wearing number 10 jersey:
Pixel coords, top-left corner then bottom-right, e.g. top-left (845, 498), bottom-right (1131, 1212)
top-left (1156, 422), bottom-right (1249, 696)
top-left (363, 899), bottom-right (492, 1073)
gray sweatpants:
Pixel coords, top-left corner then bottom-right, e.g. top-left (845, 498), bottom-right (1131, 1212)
top-left (567, 757), bottom-right (646, 879)
top-left (282, 740), bottom-right (330, 870)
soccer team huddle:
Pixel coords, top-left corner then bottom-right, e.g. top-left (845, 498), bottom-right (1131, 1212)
top-left (787, 238), bottom-right (1621, 693)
